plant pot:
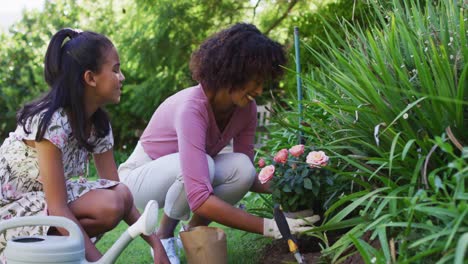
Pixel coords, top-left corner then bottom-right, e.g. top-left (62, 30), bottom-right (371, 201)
top-left (283, 209), bottom-right (315, 219)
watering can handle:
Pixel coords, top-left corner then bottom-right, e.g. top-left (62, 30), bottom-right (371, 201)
top-left (0, 216), bottom-right (83, 242)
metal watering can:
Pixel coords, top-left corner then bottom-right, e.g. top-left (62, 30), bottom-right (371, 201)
top-left (0, 200), bottom-right (159, 264)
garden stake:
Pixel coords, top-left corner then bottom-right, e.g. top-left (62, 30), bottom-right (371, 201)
top-left (274, 204), bottom-right (305, 263)
top-left (294, 26), bottom-right (304, 145)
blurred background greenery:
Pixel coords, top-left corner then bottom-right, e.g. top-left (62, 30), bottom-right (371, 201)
top-left (0, 0), bottom-right (374, 150)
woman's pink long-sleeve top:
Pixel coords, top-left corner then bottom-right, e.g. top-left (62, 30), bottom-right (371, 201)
top-left (140, 85), bottom-right (257, 211)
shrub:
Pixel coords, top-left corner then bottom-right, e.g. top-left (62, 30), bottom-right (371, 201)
top-left (266, 0), bottom-right (467, 262)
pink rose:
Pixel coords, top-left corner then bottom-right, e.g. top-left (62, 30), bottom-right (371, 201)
top-left (289, 144), bottom-right (305, 157)
top-left (273, 149), bottom-right (289, 164)
top-left (258, 165), bottom-right (275, 184)
top-left (306, 151), bottom-right (329, 168)
top-left (258, 158), bottom-right (266, 168)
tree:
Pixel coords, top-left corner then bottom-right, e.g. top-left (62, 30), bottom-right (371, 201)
top-left (0, 0), bottom-right (373, 148)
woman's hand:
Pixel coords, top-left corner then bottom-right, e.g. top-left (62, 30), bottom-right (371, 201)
top-left (249, 177), bottom-right (271, 193)
top-left (194, 195), bottom-right (264, 234)
top-left (263, 215), bottom-right (320, 239)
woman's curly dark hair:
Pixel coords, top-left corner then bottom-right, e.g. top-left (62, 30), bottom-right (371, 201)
top-left (190, 23), bottom-right (286, 92)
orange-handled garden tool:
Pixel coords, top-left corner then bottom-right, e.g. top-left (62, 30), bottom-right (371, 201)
top-left (274, 204), bottom-right (305, 263)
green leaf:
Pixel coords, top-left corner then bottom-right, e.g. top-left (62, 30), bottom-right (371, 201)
top-left (306, 217), bottom-right (366, 233)
top-left (348, 235), bottom-right (372, 264)
top-left (282, 184), bottom-right (292, 193)
top-left (328, 188), bottom-right (389, 225)
top-left (294, 186), bottom-right (304, 194)
top-left (455, 233), bottom-right (468, 264)
top-left (445, 210), bottom-right (467, 251)
top-left (304, 178), bottom-right (313, 190)
top-left (401, 139), bottom-right (416, 160)
top-left (377, 226), bottom-right (391, 261)
top-left (287, 195), bottom-right (298, 206)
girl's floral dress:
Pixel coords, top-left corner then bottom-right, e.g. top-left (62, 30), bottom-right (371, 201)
top-left (0, 108), bottom-right (119, 257)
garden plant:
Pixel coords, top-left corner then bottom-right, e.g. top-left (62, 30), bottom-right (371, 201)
top-left (257, 145), bottom-right (335, 214)
top-left (258, 0), bottom-right (467, 262)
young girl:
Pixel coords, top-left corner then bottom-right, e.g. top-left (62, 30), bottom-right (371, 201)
top-left (0, 28), bottom-right (169, 263)
top-left (119, 23), bottom-right (318, 263)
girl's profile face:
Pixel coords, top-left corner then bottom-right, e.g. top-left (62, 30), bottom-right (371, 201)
top-left (230, 79), bottom-right (264, 107)
top-left (93, 47), bottom-right (125, 105)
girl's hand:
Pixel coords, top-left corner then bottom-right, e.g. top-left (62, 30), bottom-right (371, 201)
top-left (151, 239), bottom-right (170, 264)
top-left (85, 238), bottom-right (103, 261)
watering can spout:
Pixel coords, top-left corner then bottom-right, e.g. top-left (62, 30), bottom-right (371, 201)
top-left (94, 200), bottom-right (159, 264)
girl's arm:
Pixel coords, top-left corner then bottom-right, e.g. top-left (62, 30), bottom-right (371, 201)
top-left (92, 149), bottom-right (120, 181)
top-left (36, 140), bottom-right (102, 261)
top-left (93, 150), bottom-right (169, 264)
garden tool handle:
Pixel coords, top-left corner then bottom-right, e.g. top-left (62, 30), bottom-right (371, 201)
top-left (273, 204), bottom-right (304, 264)
top-left (273, 204), bottom-right (292, 239)
top-left (0, 216), bottom-right (83, 242)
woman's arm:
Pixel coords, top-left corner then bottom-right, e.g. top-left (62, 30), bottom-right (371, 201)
top-left (193, 195), bottom-right (264, 234)
top-left (193, 194), bottom-right (318, 239)
top-left (233, 103), bottom-right (271, 194)
top-left (93, 150), bottom-right (170, 264)
top-left (36, 140), bottom-right (102, 261)
top-left (250, 178), bottom-right (271, 193)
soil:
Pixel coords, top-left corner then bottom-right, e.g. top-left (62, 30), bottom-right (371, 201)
top-left (258, 231), bottom-right (379, 264)
top-left (258, 236), bottom-right (322, 263)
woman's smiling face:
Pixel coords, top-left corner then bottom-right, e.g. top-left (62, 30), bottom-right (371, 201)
top-left (230, 79), bottom-right (263, 107)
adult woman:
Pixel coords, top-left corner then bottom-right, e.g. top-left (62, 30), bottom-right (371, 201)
top-left (119, 23), bottom-right (316, 263)
top-left (0, 28), bottom-right (169, 263)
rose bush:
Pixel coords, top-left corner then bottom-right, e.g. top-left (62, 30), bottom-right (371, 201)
top-left (258, 145), bottom-right (334, 212)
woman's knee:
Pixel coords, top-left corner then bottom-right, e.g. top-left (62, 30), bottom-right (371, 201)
top-left (231, 153), bottom-right (256, 184)
top-left (206, 154), bottom-right (215, 182)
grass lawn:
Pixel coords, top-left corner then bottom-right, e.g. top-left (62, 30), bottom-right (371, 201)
top-left (96, 209), bottom-right (271, 264)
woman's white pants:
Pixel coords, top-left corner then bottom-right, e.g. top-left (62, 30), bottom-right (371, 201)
top-left (118, 142), bottom-right (256, 220)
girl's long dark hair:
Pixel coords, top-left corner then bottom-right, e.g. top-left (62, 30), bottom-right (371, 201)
top-left (17, 28), bottom-right (114, 151)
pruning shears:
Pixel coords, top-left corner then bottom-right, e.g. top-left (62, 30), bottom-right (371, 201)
top-left (274, 204), bottom-right (305, 264)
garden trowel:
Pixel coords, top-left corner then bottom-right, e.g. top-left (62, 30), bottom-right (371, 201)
top-left (274, 204), bottom-right (305, 264)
